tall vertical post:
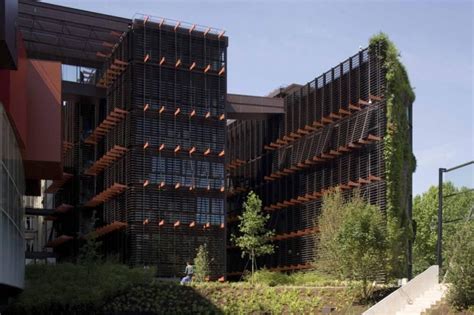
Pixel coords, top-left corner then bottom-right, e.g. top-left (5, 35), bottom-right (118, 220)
top-left (437, 168), bottom-right (445, 270)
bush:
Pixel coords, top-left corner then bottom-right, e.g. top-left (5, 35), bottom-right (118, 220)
top-left (244, 269), bottom-right (292, 286)
top-left (104, 282), bottom-right (222, 314)
top-left (288, 271), bottom-right (341, 286)
top-left (245, 269), bottom-right (340, 287)
top-left (446, 220), bottom-right (474, 310)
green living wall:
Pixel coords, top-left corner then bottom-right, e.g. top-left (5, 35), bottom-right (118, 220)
top-left (370, 33), bottom-right (416, 278)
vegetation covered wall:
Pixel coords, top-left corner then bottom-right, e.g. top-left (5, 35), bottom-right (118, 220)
top-left (370, 33), bottom-right (416, 277)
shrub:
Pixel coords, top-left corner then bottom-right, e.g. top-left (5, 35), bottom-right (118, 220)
top-left (446, 220), bottom-right (474, 310)
top-left (194, 243), bottom-right (211, 282)
top-left (6, 263), bottom-right (154, 315)
top-left (244, 269), bottom-right (292, 286)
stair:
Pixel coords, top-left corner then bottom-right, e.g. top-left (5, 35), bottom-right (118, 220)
top-left (395, 284), bottom-right (448, 315)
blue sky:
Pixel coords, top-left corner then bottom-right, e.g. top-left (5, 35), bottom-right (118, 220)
top-left (47, 0), bottom-right (473, 196)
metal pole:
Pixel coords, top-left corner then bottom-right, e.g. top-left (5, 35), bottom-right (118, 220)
top-left (437, 168), bottom-right (445, 269)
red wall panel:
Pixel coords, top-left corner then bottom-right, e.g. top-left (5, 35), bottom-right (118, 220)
top-left (23, 59), bottom-right (62, 180)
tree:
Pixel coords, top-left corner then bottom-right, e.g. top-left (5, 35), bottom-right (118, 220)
top-left (412, 183), bottom-right (474, 275)
top-left (194, 244), bottom-right (211, 282)
top-left (231, 191), bottom-right (274, 281)
top-left (316, 189), bottom-right (387, 299)
top-left (316, 189), bottom-right (347, 275)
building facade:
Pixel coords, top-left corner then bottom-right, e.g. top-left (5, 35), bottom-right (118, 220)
top-left (226, 45), bottom-right (414, 277)
top-left (11, 1), bottom-right (228, 279)
top-left (1, 0), bottom-right (413, 285)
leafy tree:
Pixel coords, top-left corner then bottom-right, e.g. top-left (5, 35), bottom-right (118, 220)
top-left (231, 191), bottom-right (274, 281)
top-left (412, 183), bottom-right (474, 275)
top-left (316, 190), bottom-right (387, 299)
top-left (194, 243), bottom-right (211, 282)
top-left (445, 219), bottom-right (474, 310)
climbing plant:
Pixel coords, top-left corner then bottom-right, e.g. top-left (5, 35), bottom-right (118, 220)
top-left (369, 33), bottom-right (416, 278)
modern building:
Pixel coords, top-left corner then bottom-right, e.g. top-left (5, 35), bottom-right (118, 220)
top-left (0, 0), bottom-right (413, 288)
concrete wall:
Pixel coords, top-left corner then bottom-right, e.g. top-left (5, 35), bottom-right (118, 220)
top-left (363, 265), bottom-right (439, 315)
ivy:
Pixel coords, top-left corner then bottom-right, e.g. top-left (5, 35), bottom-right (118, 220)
top-left (369, 33), bottom-right (416, 278)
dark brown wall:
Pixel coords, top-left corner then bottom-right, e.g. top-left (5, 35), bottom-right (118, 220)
top-left (0, 0), bottom-right (18, 69)
top-left (0, 34), bottom-right (28, 148)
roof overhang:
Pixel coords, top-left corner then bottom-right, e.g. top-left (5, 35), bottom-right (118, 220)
top-left (18, 0), bottom-right (130, 68)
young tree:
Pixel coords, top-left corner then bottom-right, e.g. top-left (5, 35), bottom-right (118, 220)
top-left (316, 190), bottom-right (387, 299)
top-left (78, 235), bottom-right (103, 278)
top-left (194, 243), bottom-right (211, 282)
top-left (232, 191), bottom-right (274, 281)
